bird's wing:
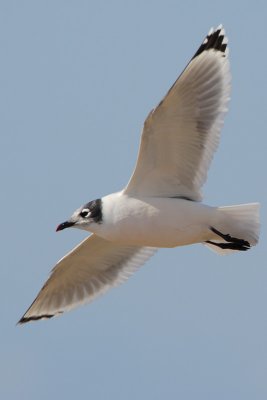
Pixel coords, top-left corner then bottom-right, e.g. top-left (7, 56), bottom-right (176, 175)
top-left (18, 234), bottom-right (156, 323)
top-left (124, 26), bottom-right (231, 201)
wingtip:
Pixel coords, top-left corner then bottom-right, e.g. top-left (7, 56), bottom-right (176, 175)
top-left (192, 25), bottom-right (228, 60)
top-left (17, 313), bottom-right (55, 325)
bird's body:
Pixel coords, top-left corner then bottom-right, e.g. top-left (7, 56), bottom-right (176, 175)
top-left (19, 26), bottom-right (260, 324)
top-left (77, 192), bottom-right (258, 251)
top-left (91, 193), bottom-right (217, 247)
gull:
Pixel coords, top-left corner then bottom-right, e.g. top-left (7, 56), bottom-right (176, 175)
top-left (19, 26), bottom-right (260, 324)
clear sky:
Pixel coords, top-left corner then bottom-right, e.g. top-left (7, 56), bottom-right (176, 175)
top-left (1, 1), bottom-right (267, 399)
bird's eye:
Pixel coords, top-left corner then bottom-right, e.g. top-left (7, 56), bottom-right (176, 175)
top-left (80, 208), bottom-right (90, 218)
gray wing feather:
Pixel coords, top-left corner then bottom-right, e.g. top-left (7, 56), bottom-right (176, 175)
top-left (18, 234), bottom-right (156, 323)
top-left (124, 26), bottom-right (231, 201)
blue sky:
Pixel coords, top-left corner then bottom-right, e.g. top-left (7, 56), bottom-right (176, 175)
top-left (1, 1), bottom-right (267, 399)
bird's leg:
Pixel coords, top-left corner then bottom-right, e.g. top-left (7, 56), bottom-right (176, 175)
top-left (206, 227), bottom-right (251, 251)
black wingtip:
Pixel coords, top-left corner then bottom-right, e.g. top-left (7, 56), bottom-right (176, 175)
top-left (17, 314), bottom-right (55, 325)
top-left (192, 25), bottom-right (228, 60)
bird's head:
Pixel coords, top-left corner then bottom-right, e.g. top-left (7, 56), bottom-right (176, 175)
top-left (56, 198), bottom-right (103, 232)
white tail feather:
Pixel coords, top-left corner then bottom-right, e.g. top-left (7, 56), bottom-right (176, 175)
top-left (205, 203), bottom-right (260, 255)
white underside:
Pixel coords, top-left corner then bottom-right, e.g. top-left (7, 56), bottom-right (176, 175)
top-left (85, 192), bottom-right (232, 247)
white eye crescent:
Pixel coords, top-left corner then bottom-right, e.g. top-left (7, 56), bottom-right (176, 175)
top-left (80, 208), bottom-right (90, 218)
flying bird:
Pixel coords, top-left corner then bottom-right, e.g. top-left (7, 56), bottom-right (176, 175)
top-left (19, 26), bottom-right (260, 324)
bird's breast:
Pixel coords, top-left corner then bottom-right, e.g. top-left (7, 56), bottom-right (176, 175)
top-left (96, 194), bottom-right (215, 248)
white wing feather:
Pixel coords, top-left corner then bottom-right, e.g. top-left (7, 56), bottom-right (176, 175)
top-left (124, 26), bottom-right (231, 201)
top-left (19, 234), bottom-right (156, 323)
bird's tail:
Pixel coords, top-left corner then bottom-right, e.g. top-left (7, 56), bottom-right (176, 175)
top-left (204, 203), bottom-right (260, 255)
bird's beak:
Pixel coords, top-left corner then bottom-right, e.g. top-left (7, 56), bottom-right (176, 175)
top-left (56, 220), bottom-right (75, 232)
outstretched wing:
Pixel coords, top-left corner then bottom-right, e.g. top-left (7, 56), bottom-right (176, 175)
top-left (124, 26), bottom-right (231, 201)
top-left (18, 234), bottom-right (156, 323)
